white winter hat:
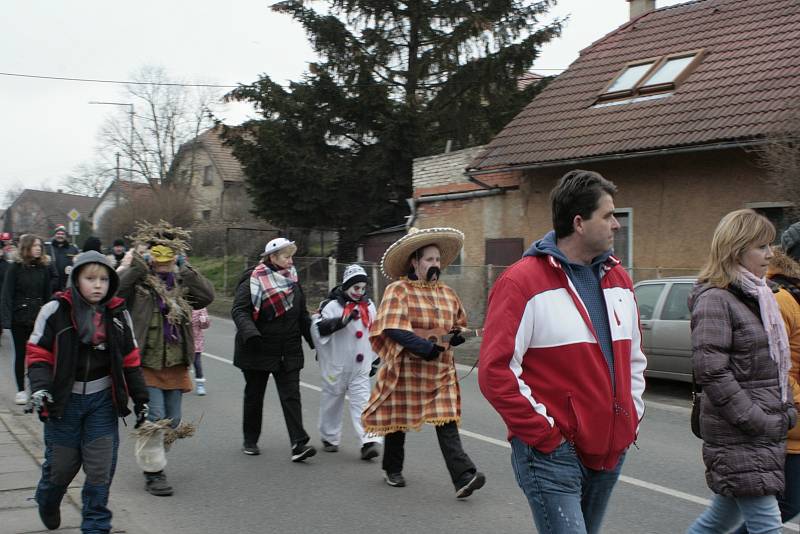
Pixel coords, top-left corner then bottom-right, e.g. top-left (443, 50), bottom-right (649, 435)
top-left (262, 237), bottom-right (296, 257)
top-left (342, 264), bottom-right (368, 289)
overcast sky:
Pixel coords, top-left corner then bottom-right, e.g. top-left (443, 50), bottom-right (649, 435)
top-left (0, 0), bottom-right (690, 206)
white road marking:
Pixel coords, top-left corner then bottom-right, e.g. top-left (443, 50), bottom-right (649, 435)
top-left (202, 350), bottom-right (800, 531)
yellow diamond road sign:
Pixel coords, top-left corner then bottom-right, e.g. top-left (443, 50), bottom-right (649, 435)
top-left (67, 209), bottom-right (80, 221)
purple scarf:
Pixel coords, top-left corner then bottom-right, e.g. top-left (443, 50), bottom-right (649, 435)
top-left (156, 271), bottom-right (181, 345)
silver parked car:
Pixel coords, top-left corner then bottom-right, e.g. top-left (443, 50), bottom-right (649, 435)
top-left (633, 277), bottom-right (696, 383)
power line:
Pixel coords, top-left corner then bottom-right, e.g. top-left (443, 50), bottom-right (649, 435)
top-left (0, 68), bottom-right (566, 90)
top-left (0, 71), bottom-right (243, 88)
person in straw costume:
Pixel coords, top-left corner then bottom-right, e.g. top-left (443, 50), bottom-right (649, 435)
top-left (117, 221), bottom-right (215, 497)
top-left (362, 227), bottom-right (486, 498)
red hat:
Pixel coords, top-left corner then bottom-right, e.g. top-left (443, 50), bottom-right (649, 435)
top-left (0, 232), bottom-right (10, 241)
top-left (54, 225), bottom-right (67, 235)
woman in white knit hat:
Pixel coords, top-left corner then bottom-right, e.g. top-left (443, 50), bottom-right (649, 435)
top-left (312, 264), bottom-right (383, 460)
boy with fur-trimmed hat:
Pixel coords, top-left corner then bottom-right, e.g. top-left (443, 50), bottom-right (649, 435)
top-left (26, 251), bottom-right (149, 532)
top-left (312, 264), bottom-right (382, 460)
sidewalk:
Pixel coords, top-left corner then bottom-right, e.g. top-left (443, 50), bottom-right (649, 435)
top-left (0, 334), bottom-right (145, 534)
top-left (0, 399), bottom-right (87, 533)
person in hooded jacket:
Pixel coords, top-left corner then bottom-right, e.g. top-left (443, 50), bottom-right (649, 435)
top-left (1, 234), bottom-right (57, 405)
top-left (312, 264), bottom-right (382, 460)
top-left (231, 237), bottom-right (317, 462)
top-left (688, 209), bottom-right (797, 534)
top-left (25, 251), bottom-right (149, 533)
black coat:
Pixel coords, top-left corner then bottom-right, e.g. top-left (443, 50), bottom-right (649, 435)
top-left (49, 240), bottom-right (79, 291)
top-left (231, 267), bottom-right (313, 372)
top-left (1, 261), bottom-right (54, 328)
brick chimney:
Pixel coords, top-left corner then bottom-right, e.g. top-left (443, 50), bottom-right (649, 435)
top-left (627, 0), bottom-right (656, 19)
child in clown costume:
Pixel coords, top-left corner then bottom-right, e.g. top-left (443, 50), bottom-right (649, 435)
top-left (312, 265), bottom-right (383, 460)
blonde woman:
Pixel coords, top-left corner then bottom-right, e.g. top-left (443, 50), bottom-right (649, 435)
top-left (687, 209), bottom-right (797, 534)
top-left (1, 234), bottom-right (55, 404)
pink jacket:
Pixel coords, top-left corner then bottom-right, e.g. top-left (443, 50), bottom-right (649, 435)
top-left (191, 308), bottom-right (210, 353)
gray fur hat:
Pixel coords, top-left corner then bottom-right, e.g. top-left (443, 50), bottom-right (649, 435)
top-left (781, 221), bottom-right (800, 261)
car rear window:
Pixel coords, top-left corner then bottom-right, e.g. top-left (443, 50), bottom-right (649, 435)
top-left (634, 283), bottom-right (665, 320)
top-left (661, 283), bottom-right (693, 321)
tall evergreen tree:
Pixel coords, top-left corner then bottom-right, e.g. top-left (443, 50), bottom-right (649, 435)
top-left (225, 0), bottom-right (562, 258)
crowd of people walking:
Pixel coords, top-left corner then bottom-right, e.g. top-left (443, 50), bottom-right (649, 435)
top-left (4, 168), bottom-right (800, 533)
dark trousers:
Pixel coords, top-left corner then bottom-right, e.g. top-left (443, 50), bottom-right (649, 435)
top-left (38, 389), bottom-right (118, 533)
top-left (382, 422), bottom-right (476, 486)
top-left (242, 368), bottom-right (309, 447)
top-left (12, 324), bottom-right (33, 391)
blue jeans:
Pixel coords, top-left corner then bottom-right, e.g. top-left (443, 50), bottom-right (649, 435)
top-left (510, 437), bottom-right (624, 534)
top-left (37, 389), bottom-right (119, 534)
top-left (731, 453), bottom-right (800, 533)
top-left (687, 494), bottom-right (782, 534)
top-left (146, 387), bottom-right (182, 429)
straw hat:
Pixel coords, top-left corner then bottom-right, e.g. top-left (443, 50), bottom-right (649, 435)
top-left (381, 227), bottom-right (464, 280)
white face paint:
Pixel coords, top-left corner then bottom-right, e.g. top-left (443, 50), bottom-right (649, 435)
top-left (346, 281), bottom-right (367, 301)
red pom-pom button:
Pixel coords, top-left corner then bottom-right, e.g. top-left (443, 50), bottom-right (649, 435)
top-left (355, 331), bottom-right (364, 339)
top-left (356, 353), bottom-right (364, 362)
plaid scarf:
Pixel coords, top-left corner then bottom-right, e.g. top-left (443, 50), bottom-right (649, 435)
top-left (250, 262), bottom-right (298, 321)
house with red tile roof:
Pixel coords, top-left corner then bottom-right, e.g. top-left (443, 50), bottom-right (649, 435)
top-left (412, 0), bottom-right (800, 278)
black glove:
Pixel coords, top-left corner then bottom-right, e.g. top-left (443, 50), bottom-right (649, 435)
top-left (370, 358), bottom-right (381, 377)
top-left (449, 329), bottom-right (466, 347)
top-left (134, 402), bottom-right (149, 429)
top-left (317, 317), bottom-right (345, 336)
top-left (422, 344), bottom-right (445, 361)
top-left (350, 308), bottom-right (360, 321)
top-left (245, 335), bottom-right (264, 354)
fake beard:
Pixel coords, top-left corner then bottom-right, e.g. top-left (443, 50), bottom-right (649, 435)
top-left (425, 266), bottom-right (441, 282)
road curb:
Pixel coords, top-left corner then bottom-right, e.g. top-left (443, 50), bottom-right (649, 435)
top-left (0, 404), bottom-right (147, 534)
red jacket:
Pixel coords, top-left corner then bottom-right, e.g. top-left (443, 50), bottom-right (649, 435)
top-left (478, 253), bottom-right (646, 470)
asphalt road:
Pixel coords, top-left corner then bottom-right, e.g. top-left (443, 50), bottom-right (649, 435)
top-left (3, 319), bottom-right (800, 533)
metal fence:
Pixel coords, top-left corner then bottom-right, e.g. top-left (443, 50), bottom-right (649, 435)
top-left (214, 256), bottom-right (701, 327)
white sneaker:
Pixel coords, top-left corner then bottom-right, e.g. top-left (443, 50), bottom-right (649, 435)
top-left (14, 391), bottom-right (28, 405)
top-left (195, 379), bottom-right (206, 396)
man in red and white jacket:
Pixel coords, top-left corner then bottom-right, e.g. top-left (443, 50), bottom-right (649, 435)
top-left (479, 169), bottom-right (646, 534)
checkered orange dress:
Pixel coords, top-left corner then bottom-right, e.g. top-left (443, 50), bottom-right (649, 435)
top-left (362, 278), bottom-right (467, 435)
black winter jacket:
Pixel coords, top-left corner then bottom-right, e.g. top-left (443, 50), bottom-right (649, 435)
top-left (231, 266), bottom-right (313, 372)
top-left (1, 261), bottom-right (54, 328)
top-left (49, 240), bottom-right (79, 292)
top-left (26, 290), bottom-right (148, 420)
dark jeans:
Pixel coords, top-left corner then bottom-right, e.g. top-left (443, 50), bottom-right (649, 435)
top-left (242, 368), bottom-right (309, 447)
top-left (382, 422), bottom-right (476, 487)
top-left (12, 324), bottom-right (33, 391)
top-left (510, 437), bottom-right (624, 534)
top-left (193, 352), bottom-right (204, 379)
top-left (731, 453), bottom-right (800, 533)
top-left (37, 389), bottom-right (118, 534)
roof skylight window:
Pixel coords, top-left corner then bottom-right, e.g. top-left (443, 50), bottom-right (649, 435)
top-left (597, 50), bottom-right (704, 103)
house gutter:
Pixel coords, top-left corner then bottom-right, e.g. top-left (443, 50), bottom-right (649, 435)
top-left (465, 139), bottom-right (767, 177)
top-left (405, 187), bottom-right (508, 228)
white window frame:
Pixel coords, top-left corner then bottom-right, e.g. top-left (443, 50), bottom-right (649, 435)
top-left (614, 208), bottom-right (634, 269)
